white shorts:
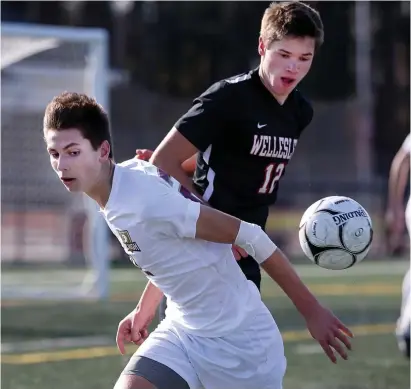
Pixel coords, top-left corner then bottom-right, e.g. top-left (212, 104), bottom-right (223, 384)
top-left (406, 200), bottom-right (411, 236)
top-left (130, 305), bottom-right (286, 389)
top-left (397, 268), bottom-right (411, 338)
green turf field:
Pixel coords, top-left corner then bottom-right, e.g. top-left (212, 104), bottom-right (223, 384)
top-left (1, 261), bottom-right (410, 389)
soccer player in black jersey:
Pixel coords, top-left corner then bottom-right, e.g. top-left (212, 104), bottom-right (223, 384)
top-left (136, 1), bottom-right (324, 320)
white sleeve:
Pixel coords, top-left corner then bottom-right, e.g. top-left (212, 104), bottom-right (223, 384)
top-left (143, 179), bottom-right (201, 239)
top-left (401, 134), bottom-right (411, 154)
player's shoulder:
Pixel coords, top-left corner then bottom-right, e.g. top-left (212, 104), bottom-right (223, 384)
top-left (117, 159), bottom-right (174, 189)
top-left (106, 161), bottom-right (184, 233)
top-left (113, 159), bottom-right (170, 205)
top-left (196, 68), bottom-right (256, 103)
top-left (118, 158), bottom-right (160, 177)
top-left (115, 159), bottom-right (181, 212)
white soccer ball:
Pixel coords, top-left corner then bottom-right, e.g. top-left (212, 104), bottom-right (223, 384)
top-left (298, 196), bottom-right (373, 270)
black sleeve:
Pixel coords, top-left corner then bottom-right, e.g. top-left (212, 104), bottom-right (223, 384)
top-left (174, 82), bottom-right (229, 152)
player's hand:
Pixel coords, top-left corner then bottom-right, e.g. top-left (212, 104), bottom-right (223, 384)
top-left (304, 305), bottom-right (353, 364)
top-left (135, 148), bottom-right (154, 161)
top-left (232, 245), bottom-right (248, 261)
top-left (116, 309), bottom-right (154, 355)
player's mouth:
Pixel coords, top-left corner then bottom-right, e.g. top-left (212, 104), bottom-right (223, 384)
top-left (60, 177), bottom-right (76, 186)
top-left (280, 77), bottom-right (296, 87)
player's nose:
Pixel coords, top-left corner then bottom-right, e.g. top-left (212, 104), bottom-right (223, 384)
top-left (56, 156), bottom-right (70, 171)
top-left (286, 62), bottom-right (299, 74)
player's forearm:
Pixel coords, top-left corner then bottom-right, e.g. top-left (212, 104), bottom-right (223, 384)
top-left (387, 166), bottom-right (401, 210)
top-left (136, 281), bottom-right (164, 317)
top-left (388, 153), bottom-right (410, 211)
top-left (260, 250), bottom-right (321, 318)
top-left (194, 207), bottom-right (321, 316)
top-left (394, 159), bottom-right (410, 209)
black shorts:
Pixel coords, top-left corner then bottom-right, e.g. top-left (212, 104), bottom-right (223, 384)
top-left (122, 355), bottom-right (189, 389)
top-left (236, 255), bottom-right (262, 290)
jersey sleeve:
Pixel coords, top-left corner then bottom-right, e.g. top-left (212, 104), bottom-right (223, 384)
top-left (143, 178), bottom-right (201, 239)
top-left (174, 83), bottom-right (229, 152)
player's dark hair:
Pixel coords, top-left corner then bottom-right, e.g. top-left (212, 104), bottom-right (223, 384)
top-left (43, 92), bottom-right (113, 158)
top-left (261, 1), bottom-right (324, 50)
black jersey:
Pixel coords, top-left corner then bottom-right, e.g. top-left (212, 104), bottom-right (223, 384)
top-left (175, 67), bottom-right (313, 229)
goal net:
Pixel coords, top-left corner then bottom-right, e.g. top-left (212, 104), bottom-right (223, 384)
top-left (1, 23), bottom-right (110, 301)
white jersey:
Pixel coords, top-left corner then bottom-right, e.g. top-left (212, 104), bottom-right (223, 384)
top-left (101, 159), bottom-right (263, 337)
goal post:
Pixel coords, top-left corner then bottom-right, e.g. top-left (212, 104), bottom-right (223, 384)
top-left (1, 22), bottom-right (110, 301)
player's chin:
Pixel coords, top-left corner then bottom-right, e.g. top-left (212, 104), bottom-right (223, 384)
top-left (61, 180), bottom-right (81, 192)
top-left (66, 186), bottom-right (82, 193)
top-left (63, 186), bottom-right (80, 193)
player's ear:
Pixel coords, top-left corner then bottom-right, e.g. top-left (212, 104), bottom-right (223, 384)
top-left (258, 37), bottom-right (266, 56)
top-left (99, 140), bottom-right (111, 161)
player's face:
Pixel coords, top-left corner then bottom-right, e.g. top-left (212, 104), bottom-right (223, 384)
top-left (45, 128), bottom-right (105, 193)
top-left (258, 36), bottom-right (315, 101)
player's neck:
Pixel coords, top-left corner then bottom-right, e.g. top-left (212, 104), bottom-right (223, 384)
top-left (85, 160), bottom-right (115, 209)
top-left (258, 68), bottom-right (289, 105)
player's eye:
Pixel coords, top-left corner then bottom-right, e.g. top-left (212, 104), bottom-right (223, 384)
top-left (300, 57), bottom-right (310, 62)
top-left (49, 152), bottom-right (59, 159)
top-left (279, 53), bottom-right (290, 58)
top-left (69, 151), bottom-right (80, 157)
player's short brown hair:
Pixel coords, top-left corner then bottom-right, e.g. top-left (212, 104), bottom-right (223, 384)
top-left (43, 92), bottom-right (113, 158)
top-left (260, 1), bottom-right (324, 50)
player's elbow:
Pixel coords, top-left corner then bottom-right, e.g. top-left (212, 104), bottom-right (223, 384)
top-left (151, 148), bottom-right (195, 183)
top-left (152, 127), bottom-right (198, 167)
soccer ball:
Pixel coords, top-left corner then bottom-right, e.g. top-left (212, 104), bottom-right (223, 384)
top-left (298, 196), bottom-right (373, 270)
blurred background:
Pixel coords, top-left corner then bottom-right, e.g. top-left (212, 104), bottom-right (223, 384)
top-left (1, 2), bottom-right (410, 389)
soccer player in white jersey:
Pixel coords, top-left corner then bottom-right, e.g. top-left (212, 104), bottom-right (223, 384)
top-left (386, 133), bottom-right (410, 358)
top-left (44, 92), bottom-right (353, 389)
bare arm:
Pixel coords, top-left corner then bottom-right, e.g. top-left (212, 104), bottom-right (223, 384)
top-left (194, 205), bottom-right (320, 315)
top-left (387, 147), bottom-right (410, 213)
top-left (194, 205), bottom-right (240, 242)
top-left (193, 205), bottom-right (353, 363)
top-left (150, 128), bottom-right (202, 199)
top-left (260, 249), bottom-right (320, 317)
top-left (115, 280), bottom-right (164, 355)
top-left (136, 280), bottom-right (164, 318)
top-left (385, 144), bottom-right (410, 253)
